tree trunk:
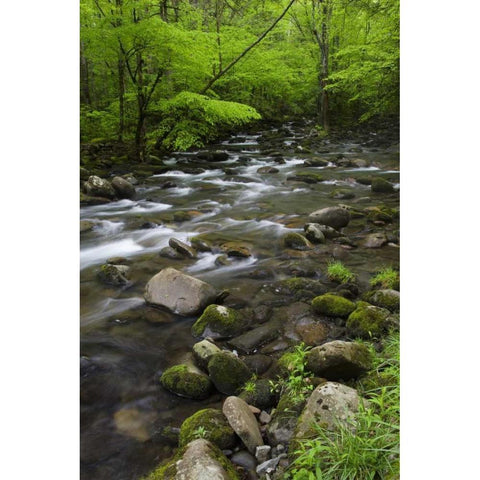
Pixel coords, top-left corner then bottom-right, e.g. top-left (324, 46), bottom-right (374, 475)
top-left (135, 52), bottom-right (146, 162)
top-left (118, 55), bottom-right (126, 142)
top-left (80, 42), bottom-right (92, 105)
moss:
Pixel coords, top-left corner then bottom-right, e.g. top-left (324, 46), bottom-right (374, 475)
top-left (160, 364), bottom-right (213, 399)
top-left (179, 409), bottom-right (237, 449)
top-left (371, 177), bottom-right (395, 193)
top-left (370, 267), bottom-right (400, 291)
top-left (207, 352), bottom-right (251, 395)
top-left (362, 290), bottom-right (400, 312)
top-left (327, 260), bottom-right (356, 284)
top-left (346, 305), bottom-right (391, 339)
top-left (311, 294), bottom-right (356, 318)
top-left (283, 232), bottom-right (311, 250)
top-left (191, 304), bottom-right (245, 338)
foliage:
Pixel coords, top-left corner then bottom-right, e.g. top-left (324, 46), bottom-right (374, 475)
top-left (288, 332), bottom-right (400, 480)
top-left (151, 92), bottom-right (261, 151)
top-left (192, 425), bottom-right (208, 439)
top-left (370, 267), bottom-right (400, 291)
top-left (327, 260), bottom-right (356, 284)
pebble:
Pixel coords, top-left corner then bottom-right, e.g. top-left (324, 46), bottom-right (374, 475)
top-left (255, 445), bottom-right (271, 463)
top-left (259, 411), bottom-right (272, 424)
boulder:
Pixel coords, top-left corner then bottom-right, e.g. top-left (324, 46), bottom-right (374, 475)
top-left (208, 351), bottom-right (252, 395)
top-left (329, 189), bottom-right (355, 200)
top-left (239, 378), bottom-right (278, 410)
top-left (111, 176), bottom-right (136, 199)
top-left (304, 224), bottom-right (326, 244)
top-left (306, 341), bottom-right (372, 380)
top-left (229, 318), bottom-right (283, 354)
top-left (192, 304), bottom-right (246, 339)
top-left (97, 264), bottom-right (130, 286)
top-left (362, 232), bottom-right (388, 248)
top-left (311, 294), bottom-right (356, 318)
top-left (371, 177), bottom-right (395, 193)
top-left (179, 408), bottom-right (237, 449)
top-left (159, 246), bottom-right (184, 260)
top-left (190, 237), bottom-right (213, 252)
top-left (144, 267), bottom-right (218, 316)
top-left (283, 232), bottom-right (312, 250)
top-left (160, 364), bottom-right (213, 399)
top-left (346, 304), bottom-right (393, 338)
top-left (221, 242), bottom-right (252, 258)
top-left (193, 339), bottom-right (222, 370)
top-left (83, 175), bottom-right (116, 199)
top-left (363, 289), bottom-right (400, 312)
top-left (294, 382), bottom-right (365, 440)
top-left (145, 439), bottom-right (240, 480)
top-left (308, 206), bottom-right (350, 230)
top-left (169, 238), bottom-right (197, 259)
top-left (223, 396), bottom-right (264, 454)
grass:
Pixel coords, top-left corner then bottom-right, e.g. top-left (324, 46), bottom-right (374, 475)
top-left (287, 333), bottom-right (400, 480)
top-left (243, 374), bottom-right (258, 394)
top-left (370, 267), bottom-right (400, 290)
top-left (327, 260), bottom-right (356, 284)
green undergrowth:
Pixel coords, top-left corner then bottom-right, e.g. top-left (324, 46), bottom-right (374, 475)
top-left (370, 267), bottom-right (400, 291)
top-left (287, 332), bottom-right (400, 480)
top-left (327, 260), bottom-right (356, 284)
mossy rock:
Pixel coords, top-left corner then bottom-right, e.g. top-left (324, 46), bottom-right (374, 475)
top-left (144, 439), bottom-right (240, 480)
top-left (287, 172), bottom-right (324, 183)
top-left (329, 189), bottom-right (355, 200)
top-left (283, 232), bottom-right (312, 251)
top-left (160, 364), bottom-right (213, 400)
top-left (274, 277), bottom-right (327, 300)
top-left (173, 211), bottom-right (193, 222)
top-left (207, 351), bottom-right (252, 395)
top-left (371, 177), bottom-right (395, 193)
top-left (311, 294), bottom-right (356, 318)
top-left (179, 408), bottom-right (237, 449)
top-left (192, 304), bottom-right (246, 339)
top-left (362, 289), bottom-right (400, 312)
top-left (346, 305), bottom-right (392, 339)
top-left (239, 379), bottom-right (278, 409)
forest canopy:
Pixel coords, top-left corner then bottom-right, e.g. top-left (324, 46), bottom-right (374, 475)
top-left (80, 0), bottom-right (399, 160)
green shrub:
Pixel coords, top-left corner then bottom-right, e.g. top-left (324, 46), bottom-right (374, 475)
top-left (370, 267), bottom-right (400, 290)
top-left (327, 260), bottom-right (356, 284)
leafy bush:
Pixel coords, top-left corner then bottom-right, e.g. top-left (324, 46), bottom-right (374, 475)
top-left (152, 92), bottom-right (261, 151)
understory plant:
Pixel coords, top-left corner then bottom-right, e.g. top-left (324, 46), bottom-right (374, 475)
top-left (327, 260), bottom-right (356, 284)
top-left (370, 267), bottom-right (400, 290)
top-left (288, 333), bottom-right (400, 480)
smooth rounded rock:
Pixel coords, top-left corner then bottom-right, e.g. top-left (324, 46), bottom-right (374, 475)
top-left (307, 206), bottom-right (350, 230)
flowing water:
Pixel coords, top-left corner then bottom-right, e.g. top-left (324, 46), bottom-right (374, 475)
top-left (80, 123), bottom-right (399, 480)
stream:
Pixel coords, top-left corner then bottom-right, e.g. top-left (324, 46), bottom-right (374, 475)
top-left (80, 122), bottom-right (399, 480)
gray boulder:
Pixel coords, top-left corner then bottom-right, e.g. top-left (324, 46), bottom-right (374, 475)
top-left (308, 206), bottom-right (350, 230)
top-left (223, 396), bottom-right (264, 454)
top-left (83, 175), bottom-right (116, 199)
top-left (144, 267), bottom-right (217, 316)
top-left (306, 341), bottom-right (372, 380)
top-left (112, 176), bottom-right (136, 199)
top-left (304, 223), bottom-right (326, 244)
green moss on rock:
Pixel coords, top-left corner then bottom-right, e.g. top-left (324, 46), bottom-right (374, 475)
top-left (179, 408), bottom-right (237, 449)
top-left (192, 304), bottom-right (245, 338)
top-left (311, 294), bottom-right (356, 318)
top-left (362, 289), bottom-right (400, 312)
top-left (207, 352), bottom-right (251, 395)
top-left (160, 364), bottom-right (213, 399)
top-left (346, 305), bottom-right (391, 339)
top-left (283, 232), bottom-right (312, 250)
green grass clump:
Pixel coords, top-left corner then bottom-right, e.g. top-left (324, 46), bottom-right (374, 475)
top-left (370, 267), bottom-right (400, 290)
top-left (288, 333), bottom-right (400, 480)
top-left (327, 260), bottom-right (356, 284)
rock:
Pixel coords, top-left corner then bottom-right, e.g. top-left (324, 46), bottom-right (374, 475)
top-left (192, 304), bottom-right (246, 339)
top-left (362, 232), bottom-right (388, 248)
top-left (173, 211), bottom-right (193, 222)
top-left (273, 278), bottom-right (327, 300)
top-left (286, 172), bottom-right (324, 183)
top-left (179, 408), bottom-right (237, 449)
top-left (312, 224), bottom-right (343, 239)
top-left (371, 177), bottom-right (395, 193)
top-left (191, 237), bottom-right (213, 252)
top-left (295, 318), bottom-right (330, 346)
top-left (97, 264), bottom-right (130, 286)
top-left (197, 151), bottom-right (230, 162)
top-left (311, 294), bottom-right (356, 318)
top-left (239, 379), bottom-right (278, 410)
top-left (303, 158), bottom-right (329, 167)
top-left (363, 289), bottom-right (400, 312)
top-left (306, 341), bottom-right (372, 380)
top-left (144, 267), bottom-right (218, 316)
top-left (351, 158), bottom-right (369, 168)
top-left (231, 451), bottom-right (257, 471)
top-left (160, 364), bottom-right (213, 400)
top-left (80, 166), bottom-right (90, 181)
top-left (259, 411), bottom-right (272, 424)
top-left (122, 173), bottom-right (138, 185)
top-left (223, 396), bottom-right (264, 454)
top-left (242, 355), bottom-right (273, 375)
top-left (304, 224), bottom-right (326, 244)
top-left (256, 455), bottom-right (286, 475)
top-left (229, 318), bottom-right (283, 354)
top-left (346, 304), bottom-right (393, 338)
top-left (329, 189), bottom-right (355, 200)
top-left (169, 238), bottom-right (197, 259)
top-left (144, 439), bottom-right (240, 480)
top-left (215, 255), bottom-right (232, 267)
top-left (283, 232), bottom-right (312, 250)
top-left (111, 176), bottom-right (136, 199)
top-left (208, 352), bottom-right (252, 395)
top-left (106, 256), bottom-right (129, 265)
top-left (257, 166), bottom-right (279, 174)
top-left (159, 246), bottom-right (184, 259)
top-left (113, 408), bottom-right (155, 442)
top-left (83, 175), bottom-right (116, 199)
top-left (80, 220), bottom-right (95, 233)
top-left (266, 394), bottom-right (305, 446)
top-left (294, 382), bottom-right (365, 440)
top-left (255, 445), bottom-right (271, 463)
top-left (308, 206), bottom-right (350, 230)
top-left (221, 242), bottom-right (252, 258)
top-left (193, 339), bottom-right (222, 370)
